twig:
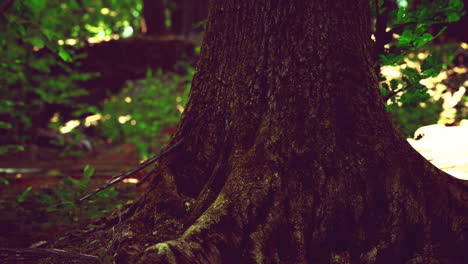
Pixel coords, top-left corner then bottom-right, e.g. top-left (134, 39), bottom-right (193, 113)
top-left (383, 86), bottom-right (407, 101)
top-left (79, 138), bottom-right (184, 202)
top-left (136, 167), bottom-right (157, 187)
top-left (386, 21), bottom-right (450, 39)
top-left (0, 247), bottom-right (99, 262)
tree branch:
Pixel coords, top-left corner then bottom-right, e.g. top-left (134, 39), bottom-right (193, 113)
top-left (383, 86), bottom-right (408, 101)
top-left (79, 138), bottom-right (184, 202)
top-left (387, 21), bottom-right (449, 36)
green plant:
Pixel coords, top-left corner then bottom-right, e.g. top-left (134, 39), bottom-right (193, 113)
top-left (0, 176), bottom-right (9, 185)
top-left (95, 67), bottom-right (193, 158)
top-left (0, 145), bottom-right (25, 156)
top-left (35, 165), bottom-right (134, 223)
top-left (372, 0), bottom-right (465, 136)
top-left (17, 186), bottom-right (33, 203)
top-left (0, 164), bottom-right (136, 244)
top-left (386, 99), bottom-right (443, 137)
top-left (1, 1), bottom-right (85, 145)
top-left (0, 0), bottom-right (143, 149)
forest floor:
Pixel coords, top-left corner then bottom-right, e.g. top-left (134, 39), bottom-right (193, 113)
top-left (0, 141), bottom-right (146, 249)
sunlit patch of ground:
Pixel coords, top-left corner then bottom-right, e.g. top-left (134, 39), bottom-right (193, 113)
top-left (408, 120), bottom-right (468, 180)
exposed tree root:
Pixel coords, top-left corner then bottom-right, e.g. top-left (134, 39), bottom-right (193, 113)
top-left (118, 142), bottom-right (467, 264)
top-left (40, 120), bottom-right (468, 264)
top-left (41, 137), bottom-right (467, 264)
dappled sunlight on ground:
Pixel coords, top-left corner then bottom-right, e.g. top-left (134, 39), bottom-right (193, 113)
top-left (408, 120), bottom-right (468, 180)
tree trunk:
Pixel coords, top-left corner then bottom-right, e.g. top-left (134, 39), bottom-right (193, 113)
top-left (50, 0), bottom-right (468, 263)
top-left (142, 0), bottom-right (167, 35)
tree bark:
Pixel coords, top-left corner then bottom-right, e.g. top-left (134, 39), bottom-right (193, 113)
top-left (49, 0), bottom-right (468, 263)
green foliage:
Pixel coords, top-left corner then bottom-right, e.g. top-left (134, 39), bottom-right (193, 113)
top-left (0, 165), bottom-right (136, 237)
top-left (1, 1), bottom-right (80, 143)
top-left (374, 0), bottom-right (464, 136)
top-left (83, 165), bottom-right (95, 180)
top-left (37, 164), bottom-right (126, 221)
top-left (386, 99), bottom-right (443, 137)
top-left (0, 144), bottom-right (25, 156)
top-left (0, 176), bottom-right (9, 186)
top-left (95, 67), bottom-right (193, 157)
top-left (17, 186), bottom-right (33, 203)
top-left (0, 0), bottom-right (143, 146)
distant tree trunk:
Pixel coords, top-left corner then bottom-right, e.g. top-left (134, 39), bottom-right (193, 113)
top-left (171, 0), bottom-right (208, 36)
top-left (49, 0), bottom-right (468, 263)
top-left (142, 0), bottom-right (167, 35)
top-left (170, 0), bottom-right (184, 35)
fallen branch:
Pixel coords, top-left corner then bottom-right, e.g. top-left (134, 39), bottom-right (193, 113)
top-left (136, 167), bottom-right (157, 187)
top-left (79, 138), bottom-right (184, 202)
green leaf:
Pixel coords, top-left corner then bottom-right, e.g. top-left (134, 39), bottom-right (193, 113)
top-left (84, 24), bottom-right (101, 33)
top-left (0, 145), bottom-right (25, 155)
top-left (35, 89), bottom-right (54, 103)
top-left (433, 26), bottom-right (447, 39)
top-left (421, 54), bottom-right (444, 78)
top-left (380, 87), bottom-right (390, 97)
top-left (390, 79), bottom-right (399, 90)
top-left (17, 186), bottom-right (33, 203)
top-left (378, 0), bottom-right (384, 8)
top-left (41, 28), bottom-right (56, 41)
top-left (414, 33), bottom-right (434, 48)
top-left (402, 67), bottom-right (421, 84)
top-left (0, 177), bottom-right (9, 185)
top-left (81, 165), bottom-right (94, 187)
top-left (58, 48), bottom-right (72, 62)
top-left (0, 121), bottom-right (12, 129)
top-left (398, 29), bottom-right (414, 47)
top-left (83, 165), bottom-right (95, 178)
top-left (446, 12), bottom-right (461, 22)
top-left (396, 7), bottom-right (407, 21)
top-left (68, 0), bottom-right (80, 9)
top-left (146, 68), bottom-right (153, 78)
